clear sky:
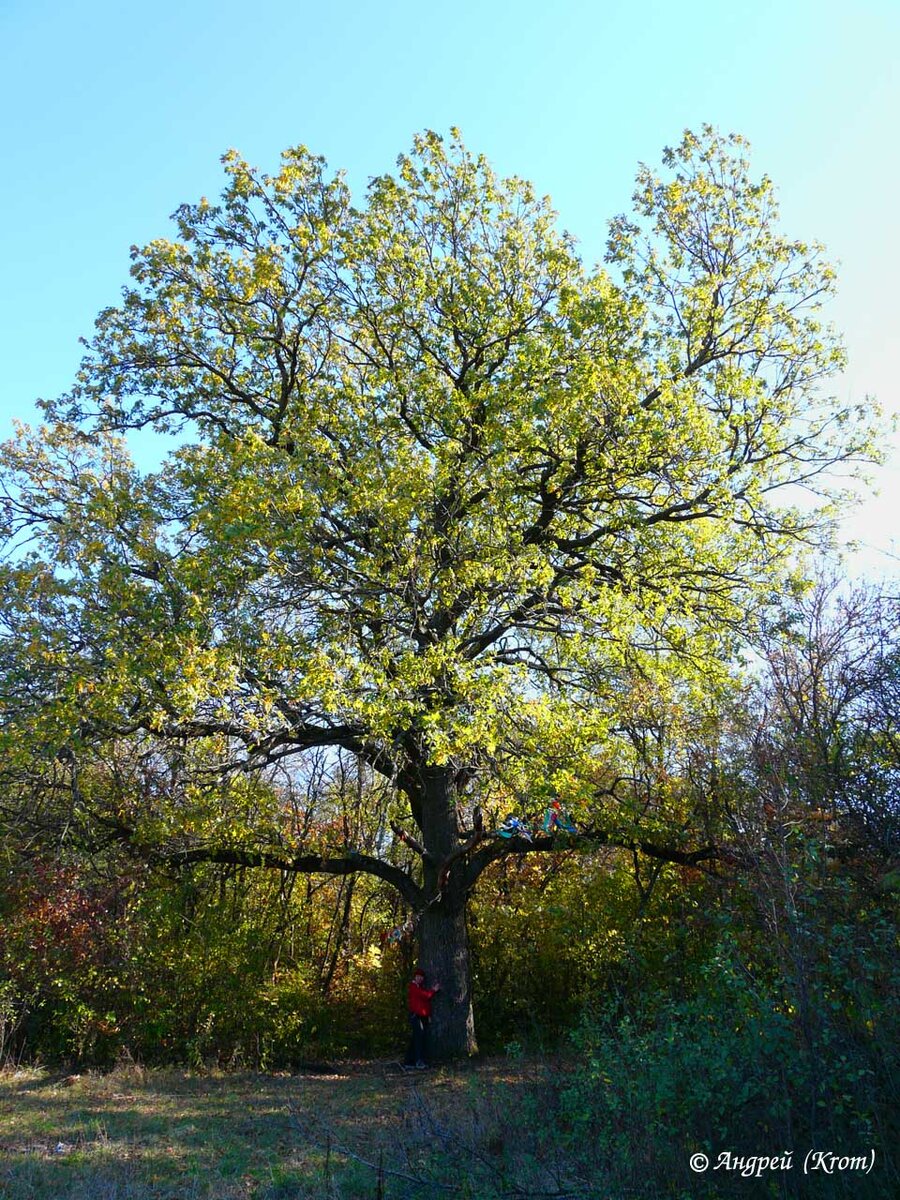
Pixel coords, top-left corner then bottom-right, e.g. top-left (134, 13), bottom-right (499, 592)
top-left (1, 0), bottom-right (897, 575)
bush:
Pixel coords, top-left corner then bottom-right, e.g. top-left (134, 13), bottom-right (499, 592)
top-left (0, 853), bottom-right (408, 1068)
top-left (558, 920), bottom-right (899, 1198)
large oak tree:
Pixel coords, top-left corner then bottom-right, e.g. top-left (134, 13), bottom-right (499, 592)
top-left (0, 128), bottom-right (874, 1056)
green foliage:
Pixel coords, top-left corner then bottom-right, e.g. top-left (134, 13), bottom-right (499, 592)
top-left (556, 881), bottom-right (899, 1198)
top-left (469, 850), bottom-right (715, 1050)
top-left (0, 126), bottom-right (875, 832)
top-left (0, 852), bottom-right (407, 1067)
top-left (0, 129), bottom-right (890, 1062)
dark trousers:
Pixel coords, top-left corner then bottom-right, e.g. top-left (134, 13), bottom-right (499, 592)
top-left (405, 1014), bottom-right (429, 1065)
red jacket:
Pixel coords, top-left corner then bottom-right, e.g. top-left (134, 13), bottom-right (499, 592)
top-left (408, 979), bottom-right (437, 1018)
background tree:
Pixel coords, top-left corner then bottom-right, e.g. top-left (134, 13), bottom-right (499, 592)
top-left (751, 577), bottom-right (900, 862)
top-left (0, 127), bottom-right (874, 1057)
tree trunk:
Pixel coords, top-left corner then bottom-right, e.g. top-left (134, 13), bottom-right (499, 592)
top-left (419, 901), bottom-right (477, 1059)
top-left (416, 766), bottom-right (478, 1059)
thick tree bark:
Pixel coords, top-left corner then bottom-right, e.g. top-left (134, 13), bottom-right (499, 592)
top-left (419, 901), bottom-right (476, 1058)
top-left (415, 766), bottom-right (478, 1059)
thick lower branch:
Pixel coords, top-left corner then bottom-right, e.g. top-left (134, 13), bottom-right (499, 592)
top-left (461, 828), bottom-right (737, 893)
top-left (154, 844), bottom-right (424, 906)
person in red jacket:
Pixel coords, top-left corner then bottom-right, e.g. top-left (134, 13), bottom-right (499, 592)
top-left (404, 968), bottom-right (441, 1068)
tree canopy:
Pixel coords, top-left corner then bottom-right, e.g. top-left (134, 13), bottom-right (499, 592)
top-left (0, 126), bottom-right (876, 1055)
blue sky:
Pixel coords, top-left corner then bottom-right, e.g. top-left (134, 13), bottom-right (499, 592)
top-left (1, 0), bottom-right (897, 573)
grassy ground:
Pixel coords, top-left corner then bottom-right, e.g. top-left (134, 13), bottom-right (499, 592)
top-left (0, 1059), bottom-right (572, 1200)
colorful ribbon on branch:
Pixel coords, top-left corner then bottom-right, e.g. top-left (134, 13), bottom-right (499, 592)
top-left (497, 815), bottom-right (533, 841)
top-left (542, 800), bottom-right (577, 834)
top-left (381, 915), bottom-right (417, 945)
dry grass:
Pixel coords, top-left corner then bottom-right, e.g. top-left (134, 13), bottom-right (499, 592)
top-left (0, 1058), bottom-right (574, 1199)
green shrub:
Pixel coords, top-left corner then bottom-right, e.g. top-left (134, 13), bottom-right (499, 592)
top-left (558, 921), bottom-right (899, 1198)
